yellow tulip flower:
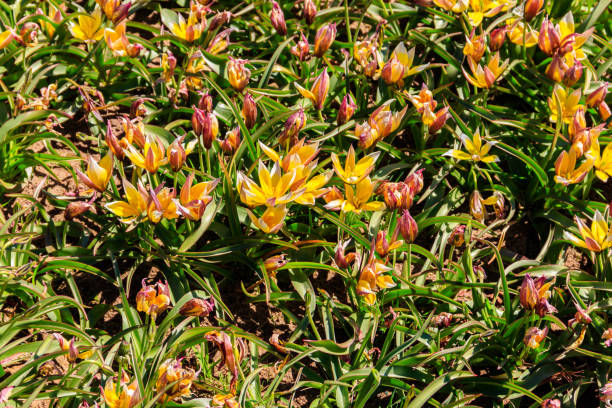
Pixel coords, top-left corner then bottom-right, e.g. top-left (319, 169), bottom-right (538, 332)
top-left (70, 8), bottom-right (105, 43)
top-left (381, 42), bottom-right (428, 85)
top-left (247, 205), bottom-right (287, 233)
top-left (463, 53), bottom-right (508, 89)
top-left (105, 179), bottom-right (148, 222)
top-left (506, 19), bottom-right (538, 47)
top-left (443, 131), bottom-right (499, 163)
top-left (124, 135), bottom-right (168, 174)
top-left (77, 152), bottom-right (113, 193)
top-left (331, 145), bottom-right (380, 184)
top-left (155, 359), bottom-right (196, 402)
top-left (564, 210), bottom-right (612, 252)
top-left (434, 0), bottom-right (468, 13)
top-left (324, 177), bottom-right (386, 214)
top-left (590, 140), bottom-right (612, 182)
top-left (554, 145), bottom-right (593, 186)
top-left (104, 21), bottom-right (142, 57)
top-left (356, 256), bottom-right (395, 305)
top-left (548, 85), bottom-right (582, 124)
top-left (147, 187), bottom-right (179, 223)
top-left (238, 161), bottom-right (304, 207)
top-left (102, 374), bottom-right (140, 408)
top-left (170, 13), bottom-right (202, 42)
top-left (294, 170), bottom-right (333, 205)
top-left (178, 175), bottom-right (219, 220)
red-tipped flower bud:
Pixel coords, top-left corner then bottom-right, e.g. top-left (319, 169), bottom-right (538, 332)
top-left (198, 92), bottom-right (214, 112)
top-left (397, 210), bottom-right (418, 243)
top-left (242, 93), bottom-right (257, 129)
top-left (524, 0), bottom-right (544, 22)
top-left (179, 297), bottom-right (215, 317)
top-left (209, 11), bottom-right (232, 31)
top-left (220, 127), bottom-right (241, 154)
top-left (489, 27), bottom-right (507, 52)
top-left (586, 82), bottom-right (608, 108)
top-left (168, 136), bottom-right (187, 172)
top-left (303, 0), bottom-right (317, 24)
top-left (337, 94), bottom-right (356, 125)
top-left (279, 108), bottom-right (306, 145)
top-left (314, 23), bottom-right (336, 57)
top-left (270, 1), bottom-right (287, 36)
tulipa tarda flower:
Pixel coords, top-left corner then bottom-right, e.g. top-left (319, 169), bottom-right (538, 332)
top-left (375, 230), bottom-right (403, 257)
top-left (314, 23), bottom-right (336, 57)
top-left (466, 0), bottom-right (512, 27)
top-left (147, 186), bottom-right (179, 223)
top-left (102, 373), bottom-right (140, 408)
top-left (170, 13), bottom-right (202, 42)
top-left (548, 85), bottom-right (582, 124)
top-left (324, 177), bottom-right (385, 214)
top-left (506, 19), bottom-right (538, 48)
top-left (96, 0), bottom-right (131, 23)
top-left (124, 134), bottom-right (168, 173)
top-left (295, 67), bottom-right (329, 110)
top-left (303, 0), bottom-right (316, 24)
top-left (443, 131), bottom-right (499, 163)
top-left (357, 100), bottom-right (408, 148)
top-left (227, 57), bottom-right (251, 92)
top-left (179, 297), bottom-right (215, 317)
top-left (279, 108), bottom-right (306, 145)
top-left (591, 140), bottom-right (612, 182)
top-left (290, 31), bottom-right (310, 61)
top-left (356, 253), bottom-right (395, 305)
top-left (167, 136), bottom-right (197, 172)
top-left (270, 1), bottom-right (287, 35)
top-left (70, 8), bottom-right (104, 43)
top-left (433, 0), bottom-right (468, 13)
top-left (212, 393), bottom-right (239, 408)
top-left (207, 28), bottom-right (233, 55)
top-left (136, 279), bottom-right (170, 319)
top-left (178, 174), bottom-right (219, 220)
top-left (155, 359), bottom-right (197, 402)
top-left (554, 145), bottom-right (592, 186)
top-left (463, 53), bottom-right (508, 88)
top-left (204, 331), bottom-right (246, 392)
top-left (382, 42), bottom-right (428, 86)
top-left (397, 209), bottom-right (418, 242)
top-left (519, 274), bottom-right (553, 310)
top-left (331, 145), bottom-right (379, 184)
top-left (524, 326), bottom-right (548, 349)
top-left (463, 30), bottom-right (486, 62)
top-left (104, 21), bottom-right (142, 57)
top-left (247, 204), bottom-right (287, 233)
top-left (242, 93), bottom-right (257, 129)
top-left (586, 83), bottom-right (608, 108)
top-left (40, 3), bottom-right (64, 38)
top-left (564, 210), bottom-right (612, 252)
top-left (334, 240), bottom-right (359, 269)
top-left (238, 160), bottom-right (304, 207)
top-left (53, 333), bottom-right (93, 362)
top-left (105, 179), bottom-right (148, 222)
top-left (353, 34), bottom-right (382, 78)
top-left (337, 94), bottom-right (356, 125)
top-left (77, 152), bottom-right (113, 193)
top-left (192, 107), bottom-right (219, 149)
top-left (220, 127), bottom-right (241, 154)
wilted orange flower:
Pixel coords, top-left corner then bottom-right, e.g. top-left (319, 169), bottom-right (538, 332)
top-left (136, 279), bottom-right (170, 318)
top-left (290, 31), bottom-right (310, 61)
top-left (205, 331), bottom-right (246, 392)
top-left (155, 359), bottom-right (197, 402)
top-left (179, 297), bottom-right (214, 317)
top-left (102, 373), bottom-right (140, 408)
top-left (524, 326), bottom-right (548, 348)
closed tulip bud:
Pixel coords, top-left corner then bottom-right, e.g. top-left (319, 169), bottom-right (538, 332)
top-left (382, 55), bottom-right (404, 85)
top-left (201, 112), bottom-right (219, 149)
top-left (379, 182), bottom-right (412, 210)
top-left (470, 190), bottom-right (485, 222)
top-left (519, 274), bottom-right (538, 309)
top-left (220, 127), bottom-right (241, 153)
top-left (337, 94), bottom-right (356, 125)
top-left (209, 11), bottom-right (232, 31)
top-left (489, 27), bottom-right (507, 51)
top-left (227, 57), bottom-right (251, 92)
top-left (538, 17), bottom-right (560, 56)
top-left (404, 168), bottom-right (425, 195)
top-left (270, 1), bottom-right (287, 36)
top-left (524, 0), bottom-right (544, 21)
top-left (264, 254), bottom-right (288, 275)
top-left (545, 54), bottom-right (568, 82)
top-left (105, 122), bottom-right (124, 160)
top-left (290, 31), bottom-right (310, 61)
top-left (192, 107), bottom-right (205, 136)
top-left (334, 240), bottom-right (357, 268)
top-left (303, 0), bottom-right (317, 24)
top-left (279, 108), bottom-right (306, 145)
top-left (563, 61), bottom-right (582, 87)
top-left (179, 297), bottom-right (215, 317)
top-left (168, 136), bottom-right (187, 172)
top-left (198, 92), bottom-right (214, 112)
top-left (130, 98), bottom-right (148, 118)
top-left (65, 200), bottom-right (93, 220)
top-left (586, 82), bottom-right (608, 108)
top-left (356, 122), bottom-right (380, 150)
top-left (429, 106), bottom-right (450, 134)
top-left (600, 101), bottom-right (611, 122)
top-left (447, 225), bottom-right (466, 247)
top-left (242, 93), bottom-right (257, 129)
top-left (397, 210), bottom-right (418, 243)
top-left (314, 23), bottom-right (336, 57)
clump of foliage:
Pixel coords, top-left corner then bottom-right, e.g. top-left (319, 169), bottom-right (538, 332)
top-left (0, 0), bottom-right (611, 407)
